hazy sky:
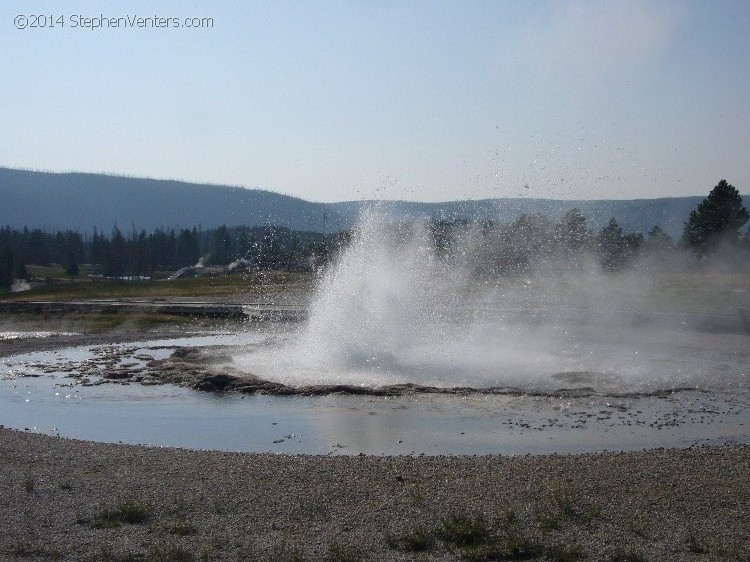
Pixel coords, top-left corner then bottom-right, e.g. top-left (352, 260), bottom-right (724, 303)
top-left (2, 1), bottom-right (749, 202)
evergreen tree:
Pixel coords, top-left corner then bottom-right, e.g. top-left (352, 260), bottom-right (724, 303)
top-left (212, 225), bottom-right (233, 265)
top-left (176, 228), bottom-right (200, 267)
top-left (682, 180), bottom-right (749, 255)
top-left (0, 245), bottom-right (15, 290)
top-left (104, 226), bottom-right (126, 278)
top-left (65, 258), bottom-right (79, 279)
top-left (554, 208), bottom-right (590, 269)
top-left (645, 225), bottom-right (673, 251)
top-left (596, 218), bottom-right (627, 271)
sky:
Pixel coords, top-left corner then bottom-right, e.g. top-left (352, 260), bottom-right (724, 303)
top-left (2, 0), bottom-right (749, 203)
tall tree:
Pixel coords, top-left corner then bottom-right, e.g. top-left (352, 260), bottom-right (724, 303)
top-left (0, 246), bottom-right (13, 290)
top-left (212, 225), bottom-right (233, 265)
top-left (596, 218), bottom-right (627, 271)
top-left (682, 180), bottom-right (749, 255)
top-left (554, 208), bottom-right (590, 269)
top-left (176, 228), bottom-right (200, 267)
top-left (104, 226), bottom-right (126, 278)
top-left (645, 225), bottom-right (673, 252)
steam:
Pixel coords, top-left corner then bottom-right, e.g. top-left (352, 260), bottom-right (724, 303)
top-left (236, 209), bottom-right (746, 394)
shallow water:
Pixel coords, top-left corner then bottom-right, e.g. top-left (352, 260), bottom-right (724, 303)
top-left (0, 330), bottom-right (80, 341)
top-left (1, 330), bottom-right (747, 455)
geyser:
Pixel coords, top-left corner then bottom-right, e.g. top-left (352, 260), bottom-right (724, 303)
top-left (236, 210), bottom-right (746, 395)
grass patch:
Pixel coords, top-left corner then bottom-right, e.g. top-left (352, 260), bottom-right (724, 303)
top-left (5, 271), bottom-right (314, 301)
top-left (536, 481), bottom-right (601, 532)
top-left (26, 264), bottom-right (92, 279)
top-left (87, 498), bottom-right (153, 528)
top-left (549, 484), bottom-right (578, 518)
top-left (0, 309), bottom-right (194, 335)
top-left (385, 510), bottom-right (587, 561)
top-left (385, 526), bottom-right (437, 553)
top-left (439, 513), bottom-right (490, 548)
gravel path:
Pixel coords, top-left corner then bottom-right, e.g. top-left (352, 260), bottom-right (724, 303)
top-left (1, 428), bottom-right (747, 561)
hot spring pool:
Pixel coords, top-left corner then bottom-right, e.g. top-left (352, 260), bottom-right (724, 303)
top-left (2, 212), bottom-right (748, 454)
top-left (1, 325), bottom-right (747, 456)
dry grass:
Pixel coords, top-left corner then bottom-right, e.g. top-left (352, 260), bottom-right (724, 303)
top-left (2, 271), bottom-right (314, 302)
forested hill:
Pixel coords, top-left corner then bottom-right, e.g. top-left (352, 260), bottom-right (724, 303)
top-left (0, 167), bottom-right (732, 238)
top-left (0, 167), bottom-right (341, 233)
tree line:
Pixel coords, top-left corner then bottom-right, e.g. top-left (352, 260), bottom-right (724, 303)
top-left (432, 179), bottom-right (748, 276)
top-left (0, 180), bottom-right (747, 291)
top-left (0, 224), bottom-right (330, 289)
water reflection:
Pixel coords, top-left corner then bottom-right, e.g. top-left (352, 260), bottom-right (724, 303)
top-left (1, 335), bottom-right (747, 455)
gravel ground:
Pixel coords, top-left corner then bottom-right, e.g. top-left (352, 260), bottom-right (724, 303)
top-left (1, 428), bottom-right (747, 561)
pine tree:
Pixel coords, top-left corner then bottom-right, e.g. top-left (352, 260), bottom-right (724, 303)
top-left (682, 180), bottom-right (748, 255)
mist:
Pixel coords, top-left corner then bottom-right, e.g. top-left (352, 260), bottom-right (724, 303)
top-left (236, 209), bottom-right (748, 395)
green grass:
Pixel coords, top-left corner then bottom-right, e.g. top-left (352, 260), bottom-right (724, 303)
top-left (26, 264), bottom-right (77, 279)
top-left (86, 498), bottom-right (153, 528)
top-left (439, 513), bottom-right (490, 549)
top-left (384, 507), bottom-right (600, 561)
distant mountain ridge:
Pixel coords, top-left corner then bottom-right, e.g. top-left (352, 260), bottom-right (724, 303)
top-left (0, 167), bottom-right (340, 233)
top-left (327, 198), bottom-right (712, 239)
top-left (0, 167), bottom-right (741, 239)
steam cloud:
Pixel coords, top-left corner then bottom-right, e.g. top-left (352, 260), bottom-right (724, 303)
top-left (237, 209), bottom-right (747, 395)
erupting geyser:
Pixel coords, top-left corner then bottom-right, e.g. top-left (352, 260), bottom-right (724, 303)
top-left (236, 209), bottom-right (747, 395)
